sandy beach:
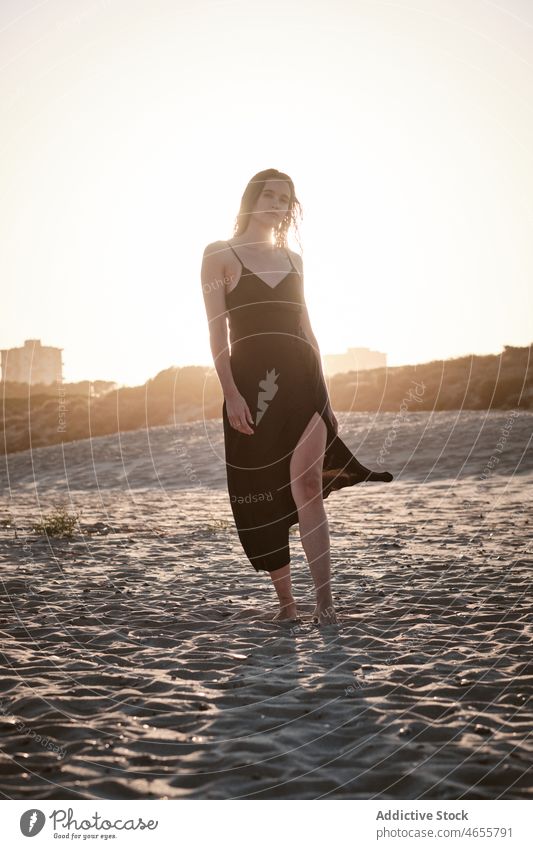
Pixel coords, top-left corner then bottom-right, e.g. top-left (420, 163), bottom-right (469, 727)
top-left (0, 409), bottom-right (531, 800)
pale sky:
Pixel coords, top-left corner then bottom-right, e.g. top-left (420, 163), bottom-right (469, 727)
top-left (2, 0), bottom-right (532, 385)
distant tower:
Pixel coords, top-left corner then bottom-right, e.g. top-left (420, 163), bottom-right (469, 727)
top-left (324, 347), bottom-right (387, 377)
top-left (0, 339), bottom-right (63, 384)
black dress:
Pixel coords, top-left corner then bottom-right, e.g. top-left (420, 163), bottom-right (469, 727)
top-left (222, 240), bottom-right (393, 573)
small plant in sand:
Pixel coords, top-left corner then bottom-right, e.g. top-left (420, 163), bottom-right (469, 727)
top-left (32, 506), bottom-right (80, 538)
top-left (190, 520), bottom-right (229, 539)
top-left (206, 518), bottom-right (230, 532)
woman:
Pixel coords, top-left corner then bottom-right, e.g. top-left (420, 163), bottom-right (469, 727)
top-left (201, 168), bottom-right (393, 625)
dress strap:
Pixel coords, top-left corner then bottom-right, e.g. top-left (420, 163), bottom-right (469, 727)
top-left (226, 241), bottom-right (247, 269)
top-left (283, 247), bottom-right (297, 271)
top-left (227, 240), bottom-right (297, 274)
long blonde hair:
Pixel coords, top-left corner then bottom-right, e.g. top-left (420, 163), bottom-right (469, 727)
top-left (232, 168), bottom-right (303, 250)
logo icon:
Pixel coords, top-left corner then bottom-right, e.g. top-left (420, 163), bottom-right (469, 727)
top-left (256, 368), bottom-right (279, 425)
top-left (20, 810), bottom-right (46, 837)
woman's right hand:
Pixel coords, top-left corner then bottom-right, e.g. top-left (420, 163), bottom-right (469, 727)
top-left (225, 391), bottom-right (255, 435)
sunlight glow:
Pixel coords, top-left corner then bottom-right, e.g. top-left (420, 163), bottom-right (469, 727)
top-left (1, 0), bottom-right (531, 385)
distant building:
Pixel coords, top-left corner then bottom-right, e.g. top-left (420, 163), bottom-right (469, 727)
top-left (0, 339), bottom-right (63, 385)
top-left (324, 347), bottom-right (387, 376)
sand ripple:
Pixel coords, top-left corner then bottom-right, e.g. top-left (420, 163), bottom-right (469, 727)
top-left (0, 412), bottom-right (531, 798)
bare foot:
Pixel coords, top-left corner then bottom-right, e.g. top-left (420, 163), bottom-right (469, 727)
top-left (311, 601), bottom-right (338, 625)
top-left (272, 601), bottom-right (299, 622)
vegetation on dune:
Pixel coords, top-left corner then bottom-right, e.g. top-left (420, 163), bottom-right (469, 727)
top-left (32, 506), bottom-right (80, 538)
top-left (1, 345), bottom-right (531, 455)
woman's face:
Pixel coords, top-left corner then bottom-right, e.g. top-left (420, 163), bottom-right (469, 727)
top-left (253, 179), bottom-right (291, 228)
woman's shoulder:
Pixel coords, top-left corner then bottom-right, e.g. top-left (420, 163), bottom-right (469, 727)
top-left (202, 239), bottom-right (231, 258)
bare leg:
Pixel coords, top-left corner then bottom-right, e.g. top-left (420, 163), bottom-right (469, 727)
top-left (269, 563), bottom-right (299, 621)
top-left (290, 412), bottom-right (338, 625)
